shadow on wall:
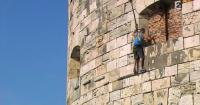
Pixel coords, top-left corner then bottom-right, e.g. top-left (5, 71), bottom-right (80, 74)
top-left (68, 45), bottom-right (81, 105)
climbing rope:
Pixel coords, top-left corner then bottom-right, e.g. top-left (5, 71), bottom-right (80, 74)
top-left (129, 0), bottom-right (138, 31)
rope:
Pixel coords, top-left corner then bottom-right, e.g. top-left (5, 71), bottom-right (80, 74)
top-left (129, 0), bottom-right (138, 31)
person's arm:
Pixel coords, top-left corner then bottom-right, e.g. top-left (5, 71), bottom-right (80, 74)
top-left (143, 34), bottom-right (156, 44)
top-left (131, 32), bottom-right (135, 42)
top-left (131, 32), bottom-right (135, 50)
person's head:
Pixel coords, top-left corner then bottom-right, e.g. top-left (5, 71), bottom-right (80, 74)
top-left (140, 28), bottom-right (145, 34)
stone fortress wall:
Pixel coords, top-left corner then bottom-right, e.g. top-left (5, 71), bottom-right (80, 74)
top-left (67, 0), bottom-right (200, 105)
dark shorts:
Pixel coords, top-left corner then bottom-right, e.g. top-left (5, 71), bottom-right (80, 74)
top-left (133, 45), bottom-right (144, 60)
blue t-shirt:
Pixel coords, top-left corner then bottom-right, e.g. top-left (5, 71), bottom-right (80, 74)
top-left (133, 32), bottom-right (143, 46)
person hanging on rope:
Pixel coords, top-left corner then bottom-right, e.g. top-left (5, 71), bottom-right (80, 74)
top-left (132, 28), bottom-right (156, 75)
top-left (131, 28), bottom-right (146, 75)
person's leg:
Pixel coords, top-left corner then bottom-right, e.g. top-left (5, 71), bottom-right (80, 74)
top-left (133, 47), bottom-right (139, 74)
top-left (141, 57), bottom-right (145, 69)
top-left (138, 46), bottom-right (145, 73)
top-left (133, 59), bottom-right (137, 74)
top-left (136, 58), bottom-right (139, 72)
top-left (139, 58), bottom-right (142, 70)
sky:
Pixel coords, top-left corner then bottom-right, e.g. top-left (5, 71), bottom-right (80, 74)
top-left (0, 0), bottom-right (67, 105)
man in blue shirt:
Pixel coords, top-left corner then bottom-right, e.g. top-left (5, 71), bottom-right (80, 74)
top-left (132, 28), bottom-right (146, 75)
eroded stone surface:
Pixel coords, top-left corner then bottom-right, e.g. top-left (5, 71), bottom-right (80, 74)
top-left (68, 0), bottom-right (200, 105)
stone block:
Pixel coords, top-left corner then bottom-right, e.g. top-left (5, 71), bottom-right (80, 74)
top-left (193, 0), bottom-right (200, 11)
top-left (155, 68), bottom-right (165, 79)
top-left (95, 64), bottom-right (107, 77)
top-left (121, 97), bottom-right (131, 105)
top-left (80, 91), bottom-right (93, 104)
top-left (119, 44), bottom-right (131, 57)
top-left (117, 55), bottom-right (128, 68)
top-left (144, 0), bottom-right (154, 7)
top-left (109, 69), bottom-right (120, 82)
top-left (195, 22), bottom-right (200, 34)
top-left (178, 62), bottom-right (191, 74)
top-left (193, 11), bottom-right (200, 23)
top-left (128, 54), bottom-right (135, 64)
top-left (131, 94), bottom-right (143, 105)
top-left (130, 75), bottom-right (142, 85)
top-left (135, 0), bottom-right (145, 13)
top-left (153, 89), bottom-right (168, 105)
top-left (109, 5), bottom-right (124, 20)
top-left (109, 22), bottom-right (131, 40)
top-left (190, 60), bottom-right (200, 71)
top-left (195, 80), bottom-right (200, 93)
top-left (107, 19), bottom-right (117, 32)
top-left (152, 77), bottom-right (170, 90)
top-left (119, 64), bottom-right (134, 77)
top-left (184, 35), bottom-right (200, 48)
top-left (95, 73), bottom-right (109, 88)
top-left (110, 90), bottom-right (121, 101)
top-left (107, 39), bottom-right (117, 52)
top-left (163, 40), bottom-right (174, 54)
top-left (114, 100), bottom-right (122, 105)
top-left (92, 85), bottom-right (109, 98)
top-left (122, 78), bottom-right (131, 88)
top-left (81, 70), bottom-right (95, 84)
top-left (124, 2), bottom-right (132, 13)
top-left (171, 73), bottom-right (190, 86)
top-left (179, 83), bottom-right (196, 94)
top-left (194, 94), bottom-right (200, 105)
top-left (116, 0), bottom-right (129, 7)
top-left (89, 19), bottom-right (99, 32)
top-left (110, 80), bottom-right (123, 92)
top-left (116, 35), bottom-right (128, 48)
top-left (96, 93), bottom-right (109, 105)
top-left (179, 94), bottom-right (193, 105)
top-left (107, 102), bottom-right (114, 105)
top-left (173, 37), bottom-right (184, 51)
top-left (182, 12), bottom-right (194, 25)
top-left (187, 46), bottom-right (200, 61)
top-left (182, 2), bottom-right (193, 14)
top-left (168, 87), bottom-right (181, 105)
top-left (131, 84), bottom-right (142, 95)
top-left (127, 33), bottom-right (132, 44)
top-left (150, 70), bottom-right (156, 80)
top-left (142, 81), bottom-right (151, 93)
top-left (102, 53), bottom-right (110, 62)
top-left (190, 70), bottom-right (200, 82)
top-left (95, 56), bottom-right (103, 68)
top-left (115, 12), bottom-right (134, 29)
top-left (110, 48), bottom-right (120, 60)
top-left (90, 1), bottom-right (97, 12)
top-left (182, 24), bottom-right (195, 37)
top-left (164, 65), bottom-right (178, 77)
top-left (107, 59), bottom-right (117, 72)
top-left (131, 20), bottom-right (136, 32)
top-left (143, 92), bottom-right (154, 105)
top-left (121, 86), bottom-right (133, 98)
top-left (141, 72), bottom-right (150, 82)
top-left (71, 99), bottom-right (79, 105)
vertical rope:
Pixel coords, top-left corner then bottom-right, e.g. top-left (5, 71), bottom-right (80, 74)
top-left (129, 0), bottom-right (138, 30)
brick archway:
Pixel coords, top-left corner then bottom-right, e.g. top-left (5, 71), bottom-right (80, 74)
top-left (138, 0), bottom-right (182, 43)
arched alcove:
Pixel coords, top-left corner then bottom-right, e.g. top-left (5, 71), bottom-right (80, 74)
top-left (139, 0), bottom-right (182, 43)
top-left (67, 45), bottom-right (81, 104)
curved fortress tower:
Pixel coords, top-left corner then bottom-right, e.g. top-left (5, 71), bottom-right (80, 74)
top-left (67, 0), bottom-right (200, 105)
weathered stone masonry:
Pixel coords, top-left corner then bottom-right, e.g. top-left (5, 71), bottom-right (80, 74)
top-left (67, 0), bottom-right (200, 105)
